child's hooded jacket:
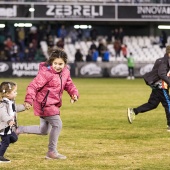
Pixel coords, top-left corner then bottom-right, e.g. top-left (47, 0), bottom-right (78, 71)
top-left (25, 62), bottom-right (79, 117)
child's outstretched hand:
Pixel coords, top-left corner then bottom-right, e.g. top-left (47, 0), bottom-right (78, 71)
top-left (9, 120), bottom-right (15, 127)
top-left (70, 95), bottom-right (78, 104)
top-left (24, 102), bottom-right (32, 110)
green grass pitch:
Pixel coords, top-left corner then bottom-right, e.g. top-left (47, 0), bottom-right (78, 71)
top-left (0, 78), bottom-right (170, 170)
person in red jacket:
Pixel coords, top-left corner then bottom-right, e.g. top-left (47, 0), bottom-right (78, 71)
top-left (16, 48), bottom-right (79, 160)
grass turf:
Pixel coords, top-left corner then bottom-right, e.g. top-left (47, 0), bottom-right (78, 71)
top-left (0, 78), bottom-right (170, 170)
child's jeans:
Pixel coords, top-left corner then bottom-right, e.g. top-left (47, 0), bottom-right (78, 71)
top-left (0, 132), bottom-right (18, 156)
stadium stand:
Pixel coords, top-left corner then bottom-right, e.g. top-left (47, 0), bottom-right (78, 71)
top-left (0, 0), bottom-right (170, 63)
top-left (60, 36), bottom-right (166, 63)
top-left (35, 34), bottom-right (167, 63)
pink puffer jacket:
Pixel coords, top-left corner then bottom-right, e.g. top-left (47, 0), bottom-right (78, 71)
top-left (25, 62), bottom-right (79, 116)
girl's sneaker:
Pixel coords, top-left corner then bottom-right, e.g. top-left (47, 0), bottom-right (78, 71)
top-left (45, 151), bottom-right (67, 160)
top-left (0, 156), bottom-right (11, 163)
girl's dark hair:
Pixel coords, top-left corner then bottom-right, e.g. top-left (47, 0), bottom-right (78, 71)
top-left (46, 47), bottom-right (68, 65)
top-left (0, 82), bottom-right (17, 100)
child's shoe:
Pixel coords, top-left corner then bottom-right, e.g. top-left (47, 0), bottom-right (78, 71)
top-left (167, 126), bottom-right (170, 132)
top-left (45, 151), bottom-right (67, 160)
top-left (127, 108), bottom-right (135, 124)
top-left (0, 156), bottom-right (11, 163)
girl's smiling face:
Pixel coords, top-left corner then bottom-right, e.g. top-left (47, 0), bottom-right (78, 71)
top-left (52, 58), bottom-right (65, 73)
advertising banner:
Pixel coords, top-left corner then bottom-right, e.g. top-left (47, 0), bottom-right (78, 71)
top-left (34, 4), bottom-right (115, 20)
top-left (0, 62), bottom-right (75, 77)
top-left (0, 61), bottom-right (154, 78)
top-left (118, 5), bottom-right (170, 20)
top-left (76, 62), bottom-right (154, 78)
top-left (0, 62), bottom-right (39, 77)
top-left (0, 3), bottom-right (170, 21)
top-left (0, 4), bottom-right (31, 18)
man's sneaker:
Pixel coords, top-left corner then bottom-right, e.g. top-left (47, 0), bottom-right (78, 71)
top-left (0, 156), bottom-right (11, 163)
top-left (45, 151), bottom-right (67, 160)
top-left (127, 108), bottom-right (135, 124)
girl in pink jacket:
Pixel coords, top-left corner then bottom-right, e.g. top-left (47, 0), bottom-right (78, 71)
top-left (17, 48), bottom-right (79, 160)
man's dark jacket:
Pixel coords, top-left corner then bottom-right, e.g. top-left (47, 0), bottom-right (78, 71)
top-left (144, 55), bottom-right (170, 87)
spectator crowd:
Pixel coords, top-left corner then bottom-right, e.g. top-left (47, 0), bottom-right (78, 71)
top-left (0, 23), bottom-right (128, 63)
